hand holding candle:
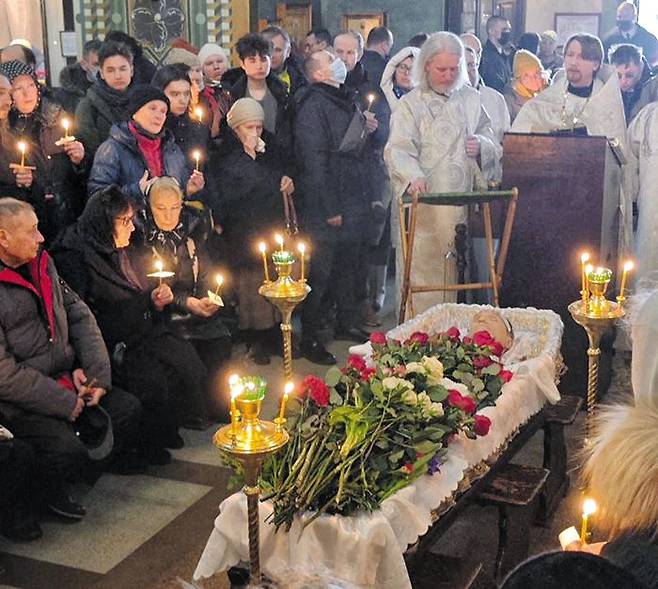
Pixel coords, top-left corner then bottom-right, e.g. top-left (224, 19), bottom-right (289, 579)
top-left (62, 118), bottom-right (70, 139)
top-left (207, 273), bottom-right (225, 306)
top-left (194, 107), bottom-right (204, 122)
top-left (580, 498), bottom-right (597, 542)
top-left (193, 149), bottom-right (201, 171)
top-left (366, 93), bottom-right (375, 112)
top-left (18, 141), bottom-right (26, 167)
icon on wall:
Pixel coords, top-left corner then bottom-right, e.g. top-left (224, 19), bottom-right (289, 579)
top-left (341, 13), bottom-right (387, 41)
top-left (129, 0), bottom-right (186, 60)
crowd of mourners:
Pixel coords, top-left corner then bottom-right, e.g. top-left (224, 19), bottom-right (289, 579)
top-left (0, 4), bottom-right (657, 586)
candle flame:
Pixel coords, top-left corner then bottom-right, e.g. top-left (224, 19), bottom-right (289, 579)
top-left (232, 383), bottom-right (244, 399)
top-left (258, 241), bottom-right (267, 253)
top-left (18, 141), bottom-right (26, 153)
top-left (62, 118), bottom-right (69, 130)
top-left (367, 93), bottom-right (375, 103)
top-left (581, 252), bottom-right (590, 264)
top-left (298, 242), bottom-right (306, 254)
top-left (583, 498), bottom-right (597, 516)
top-left (194, 107), bottom-right (203, 120)
top-left (274, 234), bottom-right (284, 246)
top-left (228, 374), bottom-right (240, 387)
top-left (284, 381), bottom-right (294, 395)
top-left (595, 266), bottom-right (604, 274)
top-left (193, 149), bottom-right (201, 161)
top-left (623, 260), bottom-right (634, 272)
top-left (216, 274), bottom-right (224, 287)
top-left (155, 260), bottom-right (163, 272)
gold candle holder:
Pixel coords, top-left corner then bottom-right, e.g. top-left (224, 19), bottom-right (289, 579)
top-left (214, 377), bottom-right (288, 587)
top-left (258, 251), bottom-right (310, 380)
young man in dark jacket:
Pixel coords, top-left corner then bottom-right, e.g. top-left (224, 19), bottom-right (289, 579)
top-left (0, 198), bottom-right (141, 523)
top-left (480, 15), bottom-right (513, 93)
top-left (294, 50), bottom-right (372, 365)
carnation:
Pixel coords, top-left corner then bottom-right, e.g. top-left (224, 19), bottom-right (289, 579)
top-left (369, 331), bottom-right (387, 345)
top-left (428, 402), bottom-right (444, 418)
top-left (301, 375), bottom-right (330, 407)
top-left (347, 354), bottom-right (366, 373)
top-left (473, 356), bottom-right (494, 369)
top-left (406, 331), bottom-right (429, 345)
top-left (499, 369), bottom-right (513, 383)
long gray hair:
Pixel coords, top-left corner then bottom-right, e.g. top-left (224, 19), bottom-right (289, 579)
top-left (414, 31), bottom-right (468, 92)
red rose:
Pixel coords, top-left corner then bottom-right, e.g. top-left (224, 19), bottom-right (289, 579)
top-left (460, 395), bottom-right (477, 414)
top-left (462, 336), bottom-right (473, 345)
top-left (490, 340), bottom-right (505, 358)
top-left (406, 331), bottom-right (429, 345)
top-left (370, 331), bottom-right (387, 345)
top-left (499, 369), bottom-right (513, 383)
top-left (445, 326), bottom-right (461, 340)
top-left (474, 414), bottom-right (492, 436)
top-left (473, 356), bottom-right (493, 368)
top-left (347, 354), bottom-right (367, 372)
top-left (361, 367), bottom-right (376, 380)
top-left (447, 389), bottom-right (477, 414)
top-left (301, 375), bottom-right (330, 407)
top-left (472, 330), bottom-right (494, 347)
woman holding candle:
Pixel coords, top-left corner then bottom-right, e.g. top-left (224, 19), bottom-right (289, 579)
top-left (52, 186), bottom-right (209, 464)
top-left (152, 65), bottom-right (210, 171)
top-left (140, 177), bottom-right (232, 422)
top-left (207, 98), bottom-right (292, 365)
top-left (88, 84), bottom-right (204, 203)
top-left (1, 60), bottom-right (87, 241)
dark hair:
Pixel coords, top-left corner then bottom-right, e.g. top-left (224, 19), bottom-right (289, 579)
top-left (83, 39), bottom-right (102, 58)
top-left (81, 186), bottom-right (135, 251)
top-left (151, 64), bottom-right (191, 91)
top-left (367, 26), bottom-right (393, 47)
top-left (610, 43), bottom-right (643, 66)
top-left (565, 33), bottom-right (604, 66)
top-left (98, 40), bottom-right (134, 67)
top-left (236, 33), bottom-right (271, 60)
top-left (262, 25), bottom-right (291, 46)
top-left (486, 15), bottom-right (509, 35)
top-left (307, 28), bottom-right (333, 47)
top-left (517, 32), bottom-right (540, 54)
top-left (105, 30), bottom-right (142, 59)
top-left (408, 33), bottom-right (430, 48)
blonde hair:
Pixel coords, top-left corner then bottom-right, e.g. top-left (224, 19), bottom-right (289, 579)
top-left (583, 397), bottom-right (658, 538)
top-left (147, 176), bottom-right (183, 203)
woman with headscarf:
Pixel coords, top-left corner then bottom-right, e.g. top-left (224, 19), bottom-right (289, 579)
top-left (141, 177), bottom-right (232, 421)
top-left (1, 60), bottom-right (86, 241)
top-left (52, 186), bottom-right (208, 464)
top-left (207, 98), bottom-right (292, 365)
top-left (88, 84), bottom-right (204, 203)
top-left (197, 43), bottom-right (232, 138)
top-left (380, 46), bottom-right (420, 112)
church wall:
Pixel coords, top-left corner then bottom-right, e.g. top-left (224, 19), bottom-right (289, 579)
top-left (524, 0), bottom-right (603, 36)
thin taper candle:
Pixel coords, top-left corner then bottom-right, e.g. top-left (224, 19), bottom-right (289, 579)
top-left (278, 381), bottom-right (294, 421)
top-left (298, 243), bottom-right (306, 281)
top-left (18, 142), bottom-right (26, 167)
top-left (214, 274), bottom-right (223, 296)
top-left (259, 242), bottom-right (270, 281)
top-left (275, 233), bottom-right (284, 252)
top-left (580, 498), bottom-right (597, 542)
top-left (619, 260), bottom-right (633, 299)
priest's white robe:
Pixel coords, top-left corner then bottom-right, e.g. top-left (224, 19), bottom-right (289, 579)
top-left (629, 102), bottom-right (658, 284)
top-left (385, 84), bottom-right (501, 315)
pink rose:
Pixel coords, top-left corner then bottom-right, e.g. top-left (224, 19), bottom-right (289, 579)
top-left (490, 340), bottom-right (505, 358)
top-left (474, 414), bottom-right (492, 436)
top-left (473, 356), bottom-right (493, 369)
top-left (499, 369), bottom-right (513, 383)
top-left (369, 331), bottom-right (387, 345)
top-left (394, 365), bottom-right (407, 376)
top-left (406, 331), bottom-right (429, 345)
top-left (445, 326), bottom-right (461, 340)
top-left (472, 330), bottom-right (495, 347)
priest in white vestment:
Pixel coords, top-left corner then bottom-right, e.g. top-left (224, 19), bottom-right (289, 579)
top-left (511, 34), bottom-right (633, 258)
top-left (385, 32), bottom-right (501, 316)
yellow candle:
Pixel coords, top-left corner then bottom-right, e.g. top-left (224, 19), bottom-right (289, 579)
top-left (194, 107), bottom-right (204, 122)
top-left (278, 381), bottom-right (294, 421)
top-left (366, 93), bottom-right (375, 111)
top-left (193, 149), bottom-right (201, 171)
top-left (18, 141), bottom-right (26, 167)
top-left (155, 260), bottom-right (164, 287)
top-left (298, 242), bottom-right (306, 281)
top-left (228, 374), bottom-right (240, 434)
top-left (62, 117), bottom-right (70, 139)
top-left (580, 252), bottom-right (590, 310)
top-left (619, 260), bottom-right (633, 299)
top-left (580, 498), bottom-right (597, 542)
top-left (258, 242), bottom-right (270, 282)
top-left (275, 233), bottom-right (284, 252)
top-left (214, 274), bottom-right (223, 296)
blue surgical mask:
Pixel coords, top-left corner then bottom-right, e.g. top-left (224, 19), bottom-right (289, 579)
top-left (330, 58), bottom-right (347, 85)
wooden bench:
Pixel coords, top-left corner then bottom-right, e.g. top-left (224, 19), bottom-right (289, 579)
top-left (478, 463), bottom-right (549, 581)
top-left (539, 395), bottom-right (583, 524)
top-left (408, 554), bottom-right (484, 589)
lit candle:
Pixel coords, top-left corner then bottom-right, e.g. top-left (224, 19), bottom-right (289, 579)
top-left (580, 498), bottom-right (597, 542)
top-left (259, 242), bottom-right (270, 282)
top-left (194, 106), bottom-right (204, 122)
top-left (366, 93), bottom-right (375, 111)
top-left (229, 375), bottom-right (242, 435)
top-left (580, 252), bottom-right (590, 310)
top-left (298, 242), bottom-right (306, 282)
top-left (193, 149), bottom-right (201, 171)
top-left (278, 381), bottom-right (294, 421)
top-left (619, 260), bottom-right (634, 299)
top-left (275, 233), bottom-right (284, 252)
top-left (18, 141), bottom-right (26, 167)
top-left (62, 118), bottom-right (70, 140)
top-left (214, 274), bottom-right (223, 296)
top-left (155, 259), bottom-right (164, 287)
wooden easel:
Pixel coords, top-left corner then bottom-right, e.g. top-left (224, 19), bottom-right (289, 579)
top-left (398, 188), bottom-right (519, 324)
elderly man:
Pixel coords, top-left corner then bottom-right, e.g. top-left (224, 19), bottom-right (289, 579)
top-left (385, 32), bottom-right (501, 315)
top-left (261, 25), bottom-right (306, 95)
top-left (538, 30), bottom-right (563, 76)
top-left (295, 50), bottom-right (373, 364)
top-left (479, 16), bottom-right (513, 92)
top-left (603, 1), bottom-right (658, 67)
top-left (0, 198), bottom-right (141, 522)
top-left (302, 28), bottom-right (332, 59)
top-left (610, 44), bottom-right (658, 123)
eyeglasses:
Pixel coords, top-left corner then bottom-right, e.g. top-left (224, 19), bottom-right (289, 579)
top-left (396, 64), bottom-right (413, 73)
top-left (116, 215), bottom-right (135, 228)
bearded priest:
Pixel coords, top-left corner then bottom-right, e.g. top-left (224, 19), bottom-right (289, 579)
top-left (385, 32), bottom-right (501, 315)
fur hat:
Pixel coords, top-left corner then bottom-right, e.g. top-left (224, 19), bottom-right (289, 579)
top-left (126, 84), bottom-right (170, 118)
top-left (226, 97), bottom-right (264, 129)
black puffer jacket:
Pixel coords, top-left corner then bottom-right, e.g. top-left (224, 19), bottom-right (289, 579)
top-left (165, 112), bottom-right (210, 168)
top-left (55, 63), bottom-right (94, 114)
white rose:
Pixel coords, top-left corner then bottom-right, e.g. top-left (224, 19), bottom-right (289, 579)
top-left (405, 362), bottom-right (426, 375)
top-left (401, 388), bottom-right (418, 405)
top-left (417, 392), bottom-right (432, 410)
top-left (382, 376), bottom-right (414, 392)
top-left (421, 356), bottom-right (444, 382)
top-left (428, 402), bottom-right (444, 417)
top-left (439, 378), bottom-right (469, 396)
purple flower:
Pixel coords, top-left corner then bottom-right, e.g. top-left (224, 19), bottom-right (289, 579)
top-left (428, 453), bottom-right (442, 475)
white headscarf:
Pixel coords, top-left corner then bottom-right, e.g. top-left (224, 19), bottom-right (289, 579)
top-left (380, 46), bottom-right (420, 112)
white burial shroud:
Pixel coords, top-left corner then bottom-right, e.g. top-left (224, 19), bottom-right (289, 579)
top-left (195, 303), bottom-right (563, 589)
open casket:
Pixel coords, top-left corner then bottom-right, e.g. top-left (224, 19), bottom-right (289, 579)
top-left (194, 304), bottom-right (564, 589)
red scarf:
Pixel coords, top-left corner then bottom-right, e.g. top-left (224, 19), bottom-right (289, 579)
top-left (128, 121), bottom-right (163, 178)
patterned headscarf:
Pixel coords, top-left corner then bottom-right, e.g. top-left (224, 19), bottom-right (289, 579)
top-left (0, 60), bottom-right (37, 86)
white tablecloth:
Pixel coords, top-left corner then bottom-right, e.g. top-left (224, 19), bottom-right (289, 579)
top-left (195, 304), bottom-right (563, 588)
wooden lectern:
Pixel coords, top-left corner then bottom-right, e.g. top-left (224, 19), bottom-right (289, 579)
top-left (500, 133), bottom-right (623, 394)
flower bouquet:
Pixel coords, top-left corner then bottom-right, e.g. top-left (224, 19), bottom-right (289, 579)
top-left (260, 327), bottom-right (512, 531)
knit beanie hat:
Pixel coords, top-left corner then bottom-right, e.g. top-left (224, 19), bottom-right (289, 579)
top-left (0, 60), bottom-right (37, 85)
top-left (513, 50), bottom-right (542, 78)
top-left (165, 48), bottom-right (200, 69)
top-left (227, 97), bottom-right (264, 129)
top-left (126, 84), bottom-right (170, 118)
top-left (198, 43), bottom-right (227, 67)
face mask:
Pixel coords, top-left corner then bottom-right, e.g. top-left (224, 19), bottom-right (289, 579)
top-left (499, 31), bottom-right (512, 46)
top-left (330, 58), bottom-right (347, 85)
top-left (617, 19), bottom-right (633, 32)
top-left (86, 66), bottom-right (99, 83)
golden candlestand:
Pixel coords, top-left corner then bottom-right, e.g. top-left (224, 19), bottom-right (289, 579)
top-left (568, 268), bottom-right (625, 440)
top-left (259, 254), bottom-right (310, 380)
top-left (214, 394), bottom-right (288, 587)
